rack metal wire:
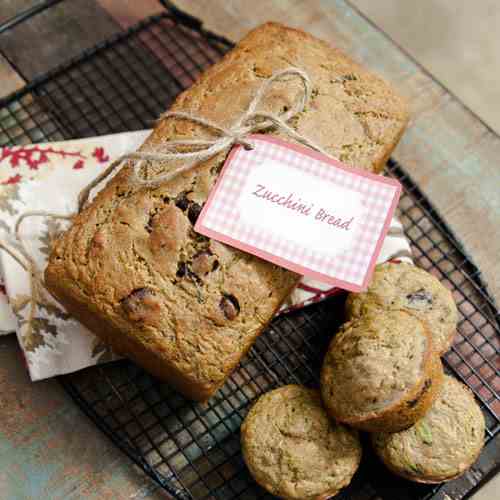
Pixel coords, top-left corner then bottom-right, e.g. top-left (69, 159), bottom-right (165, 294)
top-left (0, 4), bottom-right (498, 500)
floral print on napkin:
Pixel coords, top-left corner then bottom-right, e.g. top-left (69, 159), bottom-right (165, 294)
top-left (0, 131), bottom-right (149, 379)
top-left (0, 131), bottom-right (412, 381)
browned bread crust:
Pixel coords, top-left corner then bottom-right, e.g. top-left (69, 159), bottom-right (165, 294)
top-left (45, 22), bottom-right (409, 401)
top-left (321, 311), bottom-right (443, 432)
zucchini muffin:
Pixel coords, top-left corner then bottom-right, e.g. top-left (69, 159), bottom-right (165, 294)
top-left (372, 375), bottom-right (485, 483)
top-left (321, 310), bottom-right (443, 432)
top-left (346, 262), bottom-right (458, 354)
top-left (241, 385), bottom-right (362, 499)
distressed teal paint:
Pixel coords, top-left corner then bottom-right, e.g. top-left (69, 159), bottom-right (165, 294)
top-left (404, 117), bottom-right (500, 216)
top-left (322, 0), bottom-right (420, 75)
top-left (320, 0), bottom-right (500, 228)
top-left (0, 2), bottom-right (499, 499)
top-left (0, 400), bottom-right (148, 499)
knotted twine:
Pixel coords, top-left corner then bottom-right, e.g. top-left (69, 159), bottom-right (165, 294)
top-left (0, 67), bottom-right (410, 342)
top-left (1, 68), bottom-right (328, 340)
top-left (77, 68), bottom-right (327, 210)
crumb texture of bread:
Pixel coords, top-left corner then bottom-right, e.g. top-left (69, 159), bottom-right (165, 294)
top-left (45, 22), bottom-right (409, 400)
top-left (323, 311), bottom-right (427, 415)
top-left (372, 375), bottom-right (485, 483)
top-left (321, 310), bottom-right (443, 431)
top-left (241, 385), bottom-right (362, 500)
top-left (346, 262), bottom-right (458, 354)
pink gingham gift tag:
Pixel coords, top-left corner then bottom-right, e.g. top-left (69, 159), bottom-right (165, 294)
top-left (195, 135), bottom-right (401, 292)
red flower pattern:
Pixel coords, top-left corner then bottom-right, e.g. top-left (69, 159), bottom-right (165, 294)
top-left (0, 145), bottom-right (85, 170)
top-left (72, 160), bottom-right (85, 170)
top-left (92, 147), bottom-right (110, 163)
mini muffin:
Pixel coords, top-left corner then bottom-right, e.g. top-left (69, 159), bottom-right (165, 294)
top-left (321, 310), bottom-right (443, 432)
top-left (372, 375), bottom-right (485, 483)
top-left (241, 385), bottom-right (362, 500)
top-left (345, 262), bottom-right (458, 354)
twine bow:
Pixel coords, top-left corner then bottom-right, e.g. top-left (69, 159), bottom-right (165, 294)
top-left (1, 67), bottom-right (409, 347)
top-left (77, 68), bottom-right (330, 210)
top-left (2, 67), bottom-right (326, 341)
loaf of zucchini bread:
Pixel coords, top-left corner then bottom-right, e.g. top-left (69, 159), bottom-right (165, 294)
top-left (45, 22), bottom-right (409, 401)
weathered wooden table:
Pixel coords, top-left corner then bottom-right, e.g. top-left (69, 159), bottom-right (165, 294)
top-left (0, 1), bottom-right (498, 498)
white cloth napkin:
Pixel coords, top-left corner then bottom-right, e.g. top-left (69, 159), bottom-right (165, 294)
top-left (0, 132), bottom-right (412, 380)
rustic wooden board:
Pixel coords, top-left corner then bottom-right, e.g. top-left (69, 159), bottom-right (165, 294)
top-left (0, 335), bottom-right (165, 499)
top-left (1, 0), bottom-right (39, 21)
top-left (0, 0), bottom-right (119, 80)
top-left (0, 1), bottom-right (498, 500)
top-left (0, 53), bottom-right (25, 99)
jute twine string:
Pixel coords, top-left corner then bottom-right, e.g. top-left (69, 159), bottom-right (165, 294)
top-left (0, 212), bottom-right (72, 337)
top-left (1, 68), bottom-right (319, 340)
top-left (0, 67), bottom-right (408, 342)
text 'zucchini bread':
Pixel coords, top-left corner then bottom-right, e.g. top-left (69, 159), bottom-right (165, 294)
top-left (45, 22), bottom-right (409, 401)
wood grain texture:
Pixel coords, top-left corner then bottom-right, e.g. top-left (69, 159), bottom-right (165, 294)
top-left (0, 53), bottom-right (24, 99)
top-left (0, 1), bottom-right (498, 500)
top-left (96, 0), bottom-right (164, 28)
top-left (350, 0), bottom-right (500, 135)
top-left (0, 0), bottom-right (119, 79)
top-left (172, 0), bottom-right (500, 304)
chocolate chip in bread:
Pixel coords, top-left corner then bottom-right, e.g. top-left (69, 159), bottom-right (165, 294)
top-left (372, 375), bottom-right (485, 483)
top-left (346, 263), bottom-right (458, 354)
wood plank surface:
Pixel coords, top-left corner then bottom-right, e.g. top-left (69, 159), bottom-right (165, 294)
top-left (0, 336), bottom-right (164, 500)
top-left (96, 0), bottom-right (164, 28)
top-left (0, 1), bottom-right (498, 500)
top-left (0, 53), bottom-right (24, 99)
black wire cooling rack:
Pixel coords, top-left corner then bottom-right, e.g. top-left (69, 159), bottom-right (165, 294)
top-left (0, 2), bottom-right (498, 499)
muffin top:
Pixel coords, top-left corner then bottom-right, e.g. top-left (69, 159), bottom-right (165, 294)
top-left (346, 262), bottom-right (458, 354)
top-left (241, 385), bottom-right (362, 500)
top-left (372, 375), bottom-right (485, 482)
top-left (321, 310), bottom-right (430, 420)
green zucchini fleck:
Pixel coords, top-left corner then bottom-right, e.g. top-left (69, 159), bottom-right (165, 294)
top-left (416, 421), bottom-right (433, 445)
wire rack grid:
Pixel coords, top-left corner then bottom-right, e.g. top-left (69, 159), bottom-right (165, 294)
top-left (0, 4), bottom-right (498, 500)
